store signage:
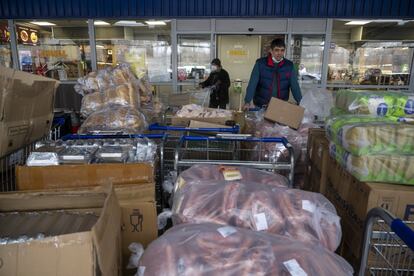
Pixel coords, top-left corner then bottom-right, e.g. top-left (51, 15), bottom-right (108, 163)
top-left (39, 49), bottom-right (67, 58)
top-left (0, 23), bottom-right (10, 43)
top-left (16, 25), bottom-right (38, 45)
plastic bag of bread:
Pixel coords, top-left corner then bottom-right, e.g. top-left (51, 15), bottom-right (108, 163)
top-left (104, 83), bottom-right (140, 108)
top-left (138, 223), bottom-right (353, 276)
top-left (80, 92), bottom-right (105, 118)
top-left (329, 142), bottom-right (414, 185)
top-left (78, 106), bottom-right (148, 134)
top-left (326, 114), bottom-right (414, 156)
top-left (172, 180), bottom-right (341, 251)
top-left (175, 165), bottom-right (288, 193)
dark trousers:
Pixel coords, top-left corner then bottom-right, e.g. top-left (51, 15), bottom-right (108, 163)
top-left (209, 101), bottom-right (226, 109)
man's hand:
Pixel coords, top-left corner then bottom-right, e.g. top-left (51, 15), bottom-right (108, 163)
top-left (243, 103), bottom-right (252, 111)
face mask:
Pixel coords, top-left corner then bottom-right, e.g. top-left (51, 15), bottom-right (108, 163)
top-left (211, 65), bottom-right (218, 71)
top-left (272, 56), bottom-right (283, 63)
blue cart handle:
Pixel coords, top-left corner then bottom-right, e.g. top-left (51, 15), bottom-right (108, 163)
top-left (149, 123), bottom-right (239, 133)
top-left (180, 135), bottom-right (290, 147)
top-left (391, 219), bottom-right (414, 251)
top-left (62, 133), bottom-right (166, 140)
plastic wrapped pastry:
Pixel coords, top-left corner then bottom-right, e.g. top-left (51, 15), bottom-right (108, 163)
top-left (26, 152), bottom-right (59, 166)
top-left (78, 106), bottom-right (148, 134)
top-left (326, 115), bottom-right (414, 156)
top-left (138, 223), bottom-right (353, 276)
top-left (329, 142), bottom-right (414, 185)
top-left (80, 92), bottom-right (105, 117)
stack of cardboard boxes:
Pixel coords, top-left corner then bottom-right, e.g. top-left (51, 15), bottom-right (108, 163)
top-left (305, 129), bottom-right (414, 269)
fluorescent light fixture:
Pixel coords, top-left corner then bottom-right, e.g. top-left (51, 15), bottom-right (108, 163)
top-left (114, 21), bottom-right (145, 27)
top-left (30, 21), bottom-right (56, 26)
top-left (92, 20), bottom-right (110, 26)
top-left (96, 45), bottom-right (105, 49)
top-left (345, 20), bottom-right (371, 25)
top-left (145, 20), bottom-right (166, 26)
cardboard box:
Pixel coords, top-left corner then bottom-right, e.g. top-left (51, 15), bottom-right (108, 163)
top-left (114, 184), bottom-right (157, 254)
top-left (264, 97), bottom-right (304, 129)
top-left (0, 187), bottom-right (121, 276)
top-left (0, 66), bottom-right (59, 158)
top-left (16, 162), bottom-right (155, 191)
top-left (171, 115), bottom-right (234, 126)
top-left (188, 120), bottom-right (231, 129)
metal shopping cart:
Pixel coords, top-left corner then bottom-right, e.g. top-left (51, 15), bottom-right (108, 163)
top-left (0, 120), bottom-right (64, 192)
top-left (174, 135), bottom-right (295, 187)
top-left (62, 133), bottom-right (167, 210)
top-left (148, 123), bottom-right (240, 175)
top-left (359, 207), bottom-right (414, 276)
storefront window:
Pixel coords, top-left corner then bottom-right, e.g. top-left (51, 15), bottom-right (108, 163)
top-left (328, 20), bottom-right (414, 86)
top-left (0, 20), bottom-right (12, 68)
top-left (177, 34), bottom-right (211, 89)
top-left (291, 35), bottom-right (324, 85)
top-left (15, 20), bottom-right (91, 80)
top-left (94, 20), bottom-right (171, 82)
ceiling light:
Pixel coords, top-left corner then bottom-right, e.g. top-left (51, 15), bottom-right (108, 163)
top-left (345, 21), bottom-right (371, 25)
top-left (93, 20), bottom-right (110, 26)
top-left (114, 21), bottom-right (145, 27)
top-left (30, 21), bottom-right (56, 26)
top-left (145, 20), bottom-right (166, 26)
top-left (96, 45), bottom-right (105, 49)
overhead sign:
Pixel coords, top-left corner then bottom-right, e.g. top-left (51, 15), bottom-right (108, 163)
top-left (17, 25), bottom-right (38, 45)
top-left (0, 23), bottom-right (10, 43)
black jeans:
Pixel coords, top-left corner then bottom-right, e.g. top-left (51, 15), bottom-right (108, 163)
top-left (209, 101), bottom-right (227, 109)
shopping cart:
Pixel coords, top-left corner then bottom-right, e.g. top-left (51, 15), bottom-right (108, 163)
top-left (62, 133), bottom-right (167, 210)
top-left (359, 207), bottom-right (414, 276)
top-left (174, 135), bottom-right (295, 186)
top-left (49, 117), bottom-right (66, 140)
top-left (148, 123), bottom-right (240, 175)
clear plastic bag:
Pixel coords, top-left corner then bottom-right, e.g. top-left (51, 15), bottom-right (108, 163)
top-left (26, 152), bottom-right (59, 166)
top-left (172, 181), bottom-right (341, 251)
top-left (127, 242), bottom-right (144, 269)
top-left (157, 209), bottom-right (173, 230)
top-left (134, 138), bottom-right (157, 162)
top-left (95, 146), bottom-right (130, 163)
top-left (139, 223), bottom-right (353, 276)
top-left (58, 147), bottom-right (97, 164)
top-left (326, 114), bottom-right (414, 156)
top-left (300, 88), bottom-right (334, 121)
top-left (335, 89), bottom-right (414, 118)
top-left (329, 142), bottom-right (414, 185)
top-left (175, 165), bottom-right (288, 194)
top-left (78, 106), bottom-right (148, 134)
top-left (176, 104), bottom-right (233, 118)
top-left (80, 92), bottom-right (105, 118)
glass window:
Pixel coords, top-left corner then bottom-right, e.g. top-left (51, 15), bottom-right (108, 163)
top-left (177, 34), bottom-right (211, 92)
top-left (291, 35), bottom-right (324, 85)
top-left (15, 20), bottom-right (91, 80)
top-left (94, 20), bottom-right (171, 83)
top-left (328, 20), bottom-right (414, 86)
top-left (0, 20), bottom-right (13, 68)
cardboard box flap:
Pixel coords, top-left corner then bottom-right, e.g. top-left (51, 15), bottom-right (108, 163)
top-left (0, 191), bottom-right (106, 212)
top-left (1, 232), bottom-right (94, 276)
top-left (91, 187), bottom-right (122, 276)
top-left (16, 162), bottom-right (155, 191)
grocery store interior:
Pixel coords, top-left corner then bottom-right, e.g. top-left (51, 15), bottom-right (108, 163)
top-left (0, 0), bottom-right (413, 275)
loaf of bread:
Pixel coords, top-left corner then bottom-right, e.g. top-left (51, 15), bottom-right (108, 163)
top-left (326, 115), bottom-right (414, 155)
top-left (329, 142), bottom-right (414, 185)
